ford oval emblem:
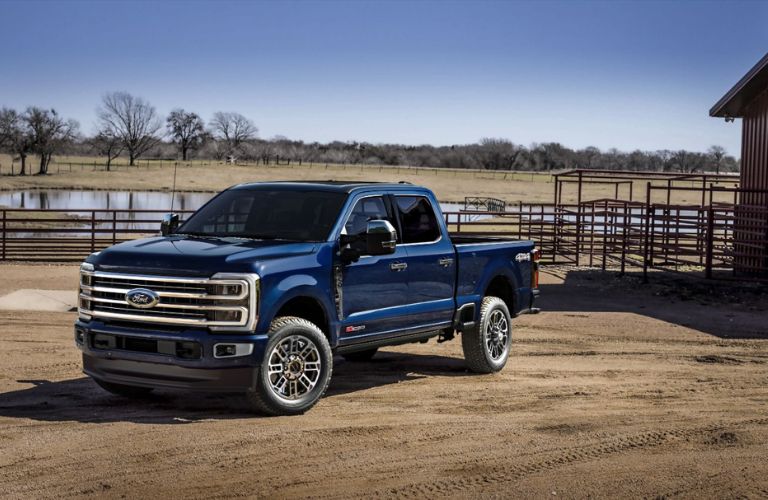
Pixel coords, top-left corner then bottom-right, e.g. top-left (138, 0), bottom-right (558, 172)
top-left (125, 288), bottom-right (160, 309)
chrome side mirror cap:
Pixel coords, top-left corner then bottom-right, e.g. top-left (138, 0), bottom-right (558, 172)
top-left (161, 213), bottom-right (180, 236)
top-left (366, 220), bottom-right (397, 255)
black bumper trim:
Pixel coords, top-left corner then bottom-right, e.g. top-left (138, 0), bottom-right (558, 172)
top-left (83, 354), bottom-right (256, 393)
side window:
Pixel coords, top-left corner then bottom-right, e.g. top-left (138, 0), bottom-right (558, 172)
top-left (395, 196), bottom-right (440, 244)
top-left (343, 197), bottom-right (390, 237)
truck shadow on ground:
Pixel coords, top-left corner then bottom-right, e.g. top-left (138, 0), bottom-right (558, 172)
top-left (538, 268), bottom-right (768, 339)
top-left (0, 352), bottom-right (472, 424)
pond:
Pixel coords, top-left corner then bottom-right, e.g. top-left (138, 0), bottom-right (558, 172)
top-left (0, 190), bottom-right (213, 212)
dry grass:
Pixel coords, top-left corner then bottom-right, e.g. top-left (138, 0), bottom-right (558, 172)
top-left (0, 154), bottom-right (736, 205)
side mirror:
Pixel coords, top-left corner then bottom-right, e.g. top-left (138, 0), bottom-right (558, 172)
top-left (161, 213), bottom-right (180, 236)
top-left (366, 220), bottom-right (397, 255)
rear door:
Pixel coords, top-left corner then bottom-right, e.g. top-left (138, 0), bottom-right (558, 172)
top-left (394, 195), bottom-right (456, 328)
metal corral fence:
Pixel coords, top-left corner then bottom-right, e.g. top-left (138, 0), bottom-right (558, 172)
top-left (444, 186), bottom-right (768, 281)
top-left (1, 189), bottom-right (767, 282)
top-left (0, 209), bottom-right (193, 261)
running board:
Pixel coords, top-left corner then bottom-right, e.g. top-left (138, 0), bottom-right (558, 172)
top-left (336, 330), bottom-right (441, 354)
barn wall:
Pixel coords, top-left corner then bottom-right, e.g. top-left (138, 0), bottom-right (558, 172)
top-left (741, 87), bottom-right (768, 201)
top-left (735, 87), bottom-right (768, 274)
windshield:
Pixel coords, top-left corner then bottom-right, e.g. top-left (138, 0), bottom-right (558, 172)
top-left (177, 188), bottom-right (348, 241)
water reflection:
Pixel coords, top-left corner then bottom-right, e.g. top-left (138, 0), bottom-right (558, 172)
top-left (0, 190), bottom-right (214, 212)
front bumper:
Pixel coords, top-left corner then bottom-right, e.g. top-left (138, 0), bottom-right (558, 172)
top-left (75, 320), bottom-right (269, 392)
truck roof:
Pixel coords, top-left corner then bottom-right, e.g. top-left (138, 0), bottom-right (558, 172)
top-left (230, 180), bottom-right (424, 194)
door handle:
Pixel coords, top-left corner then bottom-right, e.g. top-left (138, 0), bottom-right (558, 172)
top-left (438, 257), bottom-right (454, 267)
top-left (390, 262), bottom-right (408, 272)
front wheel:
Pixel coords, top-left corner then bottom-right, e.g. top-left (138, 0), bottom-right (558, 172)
top-left (461, 296), bottom-right (512, 373)
top-left (246, 316), bottom-right (333, 416)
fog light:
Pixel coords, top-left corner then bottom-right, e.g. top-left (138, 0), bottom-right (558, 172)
top-left (216, 344), bottom-right (237, 357)
top-left (74, 328), bottom-right (85, 344)
top-left (214, 343), bottom-right (254, 358)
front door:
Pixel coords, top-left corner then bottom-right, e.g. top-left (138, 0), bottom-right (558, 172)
top-left (339, 196), bottom-right (412, 342)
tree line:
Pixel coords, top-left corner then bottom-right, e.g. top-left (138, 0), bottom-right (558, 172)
top-left (0, 91), bottom-right (739, 176)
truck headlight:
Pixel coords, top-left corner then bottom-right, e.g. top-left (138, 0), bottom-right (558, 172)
top-left (78, 262), bottom-right (94, 321)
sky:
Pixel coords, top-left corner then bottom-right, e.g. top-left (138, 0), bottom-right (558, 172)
top-left (1, 0), bottom-right (767, 157)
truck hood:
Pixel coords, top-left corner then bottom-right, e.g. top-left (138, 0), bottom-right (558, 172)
top-left (88, 236), bottom-right (319, 276)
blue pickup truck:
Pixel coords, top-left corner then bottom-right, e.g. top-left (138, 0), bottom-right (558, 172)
top-left (76, 181), bottom-right (539, 415)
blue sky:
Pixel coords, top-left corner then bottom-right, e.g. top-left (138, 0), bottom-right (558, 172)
top-left (1, 0), bottom-right (766, 156)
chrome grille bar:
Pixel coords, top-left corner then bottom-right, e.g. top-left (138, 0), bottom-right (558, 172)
top-left (78, 265), bottom-right (259, 331)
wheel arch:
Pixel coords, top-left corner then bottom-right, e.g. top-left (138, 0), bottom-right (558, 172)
top-left (269, 292), bottom-right (335, 344)
top-left (483, 272), bottom-right (518, 314)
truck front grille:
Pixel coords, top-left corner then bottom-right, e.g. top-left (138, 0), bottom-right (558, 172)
top-left (78, 265), bottom-right (259, 331)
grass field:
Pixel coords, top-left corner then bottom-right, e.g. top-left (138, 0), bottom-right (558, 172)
top-left (0, 154), bottom-right (737, 205)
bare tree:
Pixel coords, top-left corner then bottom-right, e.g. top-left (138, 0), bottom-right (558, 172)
top-left (166, 109), bottom-right (206, 161)
top-left (707, 145), bottom-right (726, 174)
top-left (0, 107), bottom-right (33, 175)
top-left (209, 111), bottom-right (257, 158)
top-left (90, 127), bottom-right (124, 171)
top-left (478, 138), bottom-right (523, 170)
top-left (98, 91), bottom-right (162, 166)
top-left (24, 107), bottom-right (79, 175)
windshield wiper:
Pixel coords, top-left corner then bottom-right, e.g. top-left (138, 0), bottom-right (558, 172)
top-left (177, 231), bottom-right (299, 242)
top-left (227, 233), bottom-right (299, 242)
top-left (176, 232), bottom-right (227, 240)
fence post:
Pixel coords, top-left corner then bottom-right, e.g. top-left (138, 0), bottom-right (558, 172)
top-left (705, 206), bottom-right (714, 279)
top-left (112, 211), bottom-right (117, 245)
top-left (643, 182), bottom-right (651, 283)
top-left (1, 209), bottom-right (5, 261)
top-left (575, 171), bottom-right (583, 266)
top-left (602, 199), bottom-right (608, 271)
top-left (620, 202), bottom-right (627, 275)
top-left (91, 211), bottom-right (96, 253)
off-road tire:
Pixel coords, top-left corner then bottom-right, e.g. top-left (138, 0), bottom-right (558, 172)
top-left (246, 316), bottom-right (333, 416)
top-left (94, 379), bottom-right (154, 398)
top-left (461, 296), bottom-right (512, 374)
top-left (341, 348), bottom-right (378, 362)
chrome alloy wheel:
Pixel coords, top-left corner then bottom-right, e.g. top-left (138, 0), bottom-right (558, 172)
top-left (484, 309), bottom-right (509, 361)
top-left (266, 334), bottom-right (322, 401)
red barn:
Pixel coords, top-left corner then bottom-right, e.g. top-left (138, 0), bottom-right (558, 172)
top-left (711, 52), bottom-right (768, 275)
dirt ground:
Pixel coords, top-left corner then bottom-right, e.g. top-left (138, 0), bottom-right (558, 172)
top-left (0, 264), bottom-right (767, 499)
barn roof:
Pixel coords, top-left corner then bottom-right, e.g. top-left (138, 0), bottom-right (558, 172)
top-left (710, 52), bottom-right (768, 118)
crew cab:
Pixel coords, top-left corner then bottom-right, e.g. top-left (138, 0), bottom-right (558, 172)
top-left (75, 182), bottom-right (539, 415)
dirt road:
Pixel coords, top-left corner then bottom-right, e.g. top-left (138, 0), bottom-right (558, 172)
top-left (0, 265), bottom-right (766, 498)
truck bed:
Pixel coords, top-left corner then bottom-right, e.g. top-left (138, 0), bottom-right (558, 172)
top-left (450, 234), bottom-right (536, 317)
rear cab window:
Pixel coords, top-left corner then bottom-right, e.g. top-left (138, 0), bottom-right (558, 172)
top-left (395, 196), bottom-right (441, 244)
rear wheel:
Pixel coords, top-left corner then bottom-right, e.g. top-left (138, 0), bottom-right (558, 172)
top-left (246, 316), bottom-right (333, 416)
top-left (94, 379), bottom-right (154, 398)
top-left (461, 296), bottom-right (511, 373)
top-left (341, 348), bottom-right (378, 362)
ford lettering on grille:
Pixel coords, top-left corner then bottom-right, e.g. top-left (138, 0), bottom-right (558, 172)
top-left (125, 288), bottom-right (160, 309)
